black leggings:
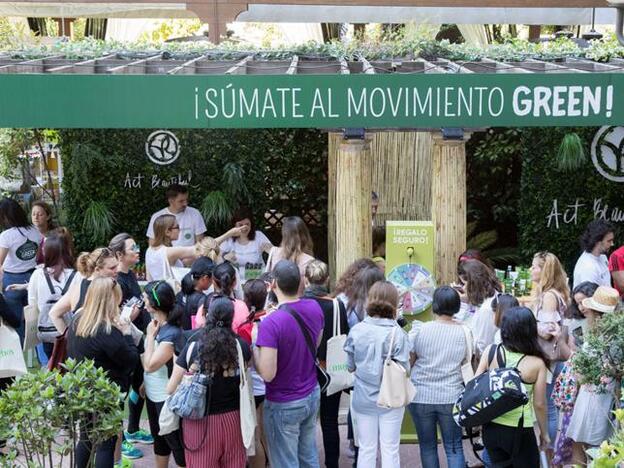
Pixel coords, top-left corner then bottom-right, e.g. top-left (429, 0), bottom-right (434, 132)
top-left (0, 377), bottom-right (14, 450)
top-left (126, 360), bottom-right (145, 434)
top-left (145, 397), bottom-right (186, 466)
top-left (320, 390), bottom-right (342, 468)
top-left (483, 422), bottom-right (539, 468)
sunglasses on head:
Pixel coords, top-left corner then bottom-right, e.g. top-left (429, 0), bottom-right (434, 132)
top-left (95, 247), bottom-right (112, 265)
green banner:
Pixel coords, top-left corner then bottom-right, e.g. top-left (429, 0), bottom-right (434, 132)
top-left (0, 73), bottom-right (622, 128)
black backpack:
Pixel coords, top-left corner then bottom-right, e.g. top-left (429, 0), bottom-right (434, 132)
top-left (453, 344), bottom-right (529, 429)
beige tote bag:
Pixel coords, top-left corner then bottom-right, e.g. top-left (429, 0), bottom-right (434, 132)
top-left (376, 326), bottom-right (416, 409)
top-left (237, 340), bottom-right (257, 454)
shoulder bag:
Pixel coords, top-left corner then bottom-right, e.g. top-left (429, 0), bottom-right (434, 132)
top-left (167, 342), bottom-right (211, 420)
top-left (283, 304), bottom-right (330, 393)
top-left (460, 325), bottom-right (475, 384)
top-left (377, 326), bottom-right (416, 409)
top-left (536, 291), bottom-right (571, 362)
top-left (161, 247), bottom-right (182, 294)
top-left (0, 318), bottom-right (27, 378)
top-left (325, 299), bottom-right (354, 395)
top-left (237, 339), bottom-right (257, 454)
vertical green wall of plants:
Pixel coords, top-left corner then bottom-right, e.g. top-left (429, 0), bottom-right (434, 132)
top-left (59, 128), bottom-right (328, 257)
top-left (519, 126), bottom-right (624, 275)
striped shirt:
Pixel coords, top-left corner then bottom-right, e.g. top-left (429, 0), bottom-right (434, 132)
top-left (409, 320), bottom-right (468, 404)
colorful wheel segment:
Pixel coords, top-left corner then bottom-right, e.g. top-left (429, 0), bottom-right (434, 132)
top-left (387, 263), bottom-right (436, 315)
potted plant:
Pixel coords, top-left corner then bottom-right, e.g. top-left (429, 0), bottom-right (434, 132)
top-left (0, 359), bottom-right (123, 467)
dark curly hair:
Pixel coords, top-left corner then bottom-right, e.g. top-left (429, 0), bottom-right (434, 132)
top-left (199, 297), bottom-right (238, 375)
top-left (567, 281), bottom-right (599, 319)
top-left (462, 260), bottom-right (502, 306)
top-left (580, 219), bottom-right (614, 252)
top-left (334, 258), bottom-right (377, 296)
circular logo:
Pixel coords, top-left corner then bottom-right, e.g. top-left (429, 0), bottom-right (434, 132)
top-left (591, 126), bottom-right (624, 183)
top-left (145, 130), bottom-right (180, 165)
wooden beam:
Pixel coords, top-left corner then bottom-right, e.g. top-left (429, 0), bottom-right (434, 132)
top-left (286, 55), bottom-right (299, 75)
top-left (107, 54), bottom-right (162, 74)
top-left (360, 57), bottom-right (375, 74)
top-left (225, 55), bottom-right (254, 74)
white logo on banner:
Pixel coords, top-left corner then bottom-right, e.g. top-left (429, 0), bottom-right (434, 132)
top-left (145, 130), bottom-right (180, 165)
top-left (591, 126), bottom-right (624, 183)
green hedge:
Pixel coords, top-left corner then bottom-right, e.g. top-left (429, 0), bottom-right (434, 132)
top-left (59, 128), bottom-right (328, 258)
top-left (519, 126), bottom-right (624, 275)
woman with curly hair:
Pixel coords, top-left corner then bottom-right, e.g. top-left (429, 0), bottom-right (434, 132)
top-left (167, 296), bottom-right (251, 467)
top-left (461, 259), bottom-right (502, 358)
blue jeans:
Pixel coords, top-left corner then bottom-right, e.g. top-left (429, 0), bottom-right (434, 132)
top-left (2, 270), bottom-right (32, 345)
top-left (546, 362), bottom-right (563, 447)
top-left (264, 386), bottom-right (320, 468)
top-left (408, 403), bottom-right (465, 468)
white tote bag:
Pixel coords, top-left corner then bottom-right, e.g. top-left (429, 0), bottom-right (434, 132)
top-left (161, 247), bottom-right (181, 294)
top-left (325, 299), bottom-right (353, 396)
top-left (237, 340), bottom-right (257, 454)
top-left (460, 325), bottom-right (475, 384)
top-left (158, 398), bottom-right (180, 436)
top-left (23, 304), bottom-right (40, 352)
top-left (0, 319), bottom-right (27, 378)
top-left (376, 326), bottom-right (416, 409)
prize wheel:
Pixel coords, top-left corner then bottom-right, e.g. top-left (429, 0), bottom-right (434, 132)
top-left (387, 263), bottom-right (436, 315)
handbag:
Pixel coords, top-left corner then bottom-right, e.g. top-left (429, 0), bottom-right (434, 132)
top-left (0, 318), bottom-right (27, 378)
top-left (168, 342), bottom-right (211, 420)
top-left (47, 329), bottom-right (68, 373)
top-left (325, 299), bottom-right (354, 396)
top-left (552, 358), bottom-right (579, 410)
top-left (237, 340), bottom-right (257, 454)
top-left (161, 247), bottom-right (182, 294)
top-left (376, 326), bottom-right (416, 409)
top-left (158, 398), bottom-right (180, 436)
top-left (23, 304), bottom-right (40, 351)
top-left (283, 305), bottom-right (331, 393)
top-left (536, 292), bottom-right (572, 362)
top-left (460, 325), bottom-right (475, 384)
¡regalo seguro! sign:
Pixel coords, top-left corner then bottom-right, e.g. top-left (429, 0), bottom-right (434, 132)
top-left (0, 73), bottom-right (621, 128)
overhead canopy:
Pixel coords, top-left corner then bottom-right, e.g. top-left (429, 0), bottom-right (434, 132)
top-left (0, 50), bottom-right (622, 129)
top-left (0, 2), bottom-right (616, 24)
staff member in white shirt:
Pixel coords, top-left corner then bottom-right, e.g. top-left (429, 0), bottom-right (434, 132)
top-left (146, 184), bottom-right (206, 249)
top-left (572, 219), bottom-right (614, 288)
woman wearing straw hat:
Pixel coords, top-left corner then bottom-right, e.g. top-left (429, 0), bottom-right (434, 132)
top-left (566, 286), bottom-right (620, 465)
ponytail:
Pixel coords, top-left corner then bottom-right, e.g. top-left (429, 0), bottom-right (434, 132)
top-left (213, 262), bottom-right (236, 298)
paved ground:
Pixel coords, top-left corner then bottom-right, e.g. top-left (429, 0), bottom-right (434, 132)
top-left (129, 423), bottom-right (483, 468)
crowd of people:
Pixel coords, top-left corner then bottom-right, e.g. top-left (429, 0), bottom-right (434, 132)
top-left (0, 184), bottom-right (623, 468)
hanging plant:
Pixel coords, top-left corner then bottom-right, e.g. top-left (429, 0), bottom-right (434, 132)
top-left (201, 190), bottom-right (233, 228)
top-left (82, 200), bottom-right (116, 246)
top-left (556, 132), bottom-right (587, 171)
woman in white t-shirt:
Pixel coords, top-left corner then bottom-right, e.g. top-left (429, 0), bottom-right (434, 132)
top-left (0, 198), bottom-right (43, 342)
top-left (145, 214), bottom-right (201, 282)
top-left (218, 208), bottom-right (273, 282)
top-left (27, 228), bottom-right (80, 358)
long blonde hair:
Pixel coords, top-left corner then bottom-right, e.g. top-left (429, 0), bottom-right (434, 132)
top-left (153, 214), bottom-right (176, 248)
top-left (75, 277), bottom-right (122, 338)
top-left (533, 252), bottom-right (570, 305)
top-left (280, 216), bottom-right (313, 262)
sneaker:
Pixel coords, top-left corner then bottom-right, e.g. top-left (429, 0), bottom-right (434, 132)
top-left (124, 429), bottom-right (154, 445)
top-left (115, 458), bottom-right (134, 468)
top-left (121, 441), bottom-right (143, 460)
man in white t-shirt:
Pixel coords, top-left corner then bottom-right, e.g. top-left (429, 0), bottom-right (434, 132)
top-left (573, 219), bottom-right (615, 288)
top-left (146, 184), bottom-right (207, 248)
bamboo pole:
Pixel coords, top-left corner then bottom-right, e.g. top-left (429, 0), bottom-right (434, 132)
top-left (328, 132), bottom-right (340, 285)
top-left (335, 138), bottom-right (372, 280)
top-left (431, 133), bottom-right (470, 285)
